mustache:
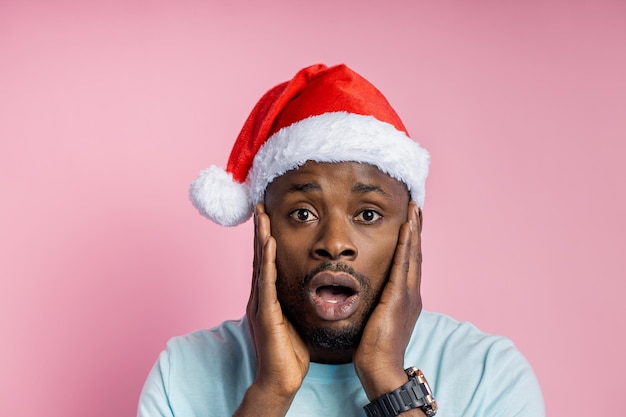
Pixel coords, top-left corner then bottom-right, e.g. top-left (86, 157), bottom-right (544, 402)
top-left (301, 262), bottom-right (369, 289)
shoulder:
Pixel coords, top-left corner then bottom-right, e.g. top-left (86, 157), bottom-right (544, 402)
top-left (166, 317), bottom-right (252, 350)
top-left (164, 317), bottom-right (254, 365)
top-left (414, 310), bottom-right (518, 354)
top-left (412, 310), bottom-right (536, 373)
top-left (139, 317), bottom-right (256, 416)
top-left (409, 311), bottom-right (545, 417)
top-left (158, 316), bottom-right (256, 386)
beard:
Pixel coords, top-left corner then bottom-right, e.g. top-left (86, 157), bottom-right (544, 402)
top-left (304, 319), bottom-right (363, 351)
top-left (276, 262), bottom-right (381, 352)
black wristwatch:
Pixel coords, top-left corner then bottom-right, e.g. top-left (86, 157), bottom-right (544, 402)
top-left (363, 367), bottom-right (438, 417)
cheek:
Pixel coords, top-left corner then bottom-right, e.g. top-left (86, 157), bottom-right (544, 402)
top-left (274, 229), bottom-right (298, 254)
top-left (273, 231), bottom-right (310, 275)
top-left (359, 234), bottom-right (399, 276)
top-left (274, 239), bottom-right (303, 301)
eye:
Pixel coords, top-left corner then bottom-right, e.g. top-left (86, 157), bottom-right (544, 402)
top-left (355, 209), bottom-right (382, 224)
top-left (289, 208), bottom-right (318, 223)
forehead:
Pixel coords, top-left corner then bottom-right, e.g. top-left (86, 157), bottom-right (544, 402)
top-left (265, 161), bottom-right (409, 200)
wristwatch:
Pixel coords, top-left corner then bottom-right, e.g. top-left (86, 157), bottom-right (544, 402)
top-left (363, 367), bottom-right (438, 417)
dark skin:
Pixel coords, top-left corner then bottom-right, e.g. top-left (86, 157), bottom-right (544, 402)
top-left (234, 161), bottom-right (425, 417)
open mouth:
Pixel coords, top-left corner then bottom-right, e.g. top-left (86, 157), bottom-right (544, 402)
top-left (307, 271), bottom-right (361, 320)
top-left (316, 285), bottom-right (356, 304)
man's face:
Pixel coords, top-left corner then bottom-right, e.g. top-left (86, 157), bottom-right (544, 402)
top-left (264, 161), bottom-right (410, 363)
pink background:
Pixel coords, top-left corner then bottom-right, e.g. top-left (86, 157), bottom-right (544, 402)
top-left (1, 1), bottom-right (624, 415)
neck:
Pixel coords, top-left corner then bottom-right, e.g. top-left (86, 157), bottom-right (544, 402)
top-left (308, 345), bottom-right (354, 364)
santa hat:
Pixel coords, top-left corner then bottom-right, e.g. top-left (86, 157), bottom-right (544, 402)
top-left (190, 63), bottom-right (430, 226)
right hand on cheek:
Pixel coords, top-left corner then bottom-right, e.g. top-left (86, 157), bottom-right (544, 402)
top-left (245, 203), bottom-right (310, 403)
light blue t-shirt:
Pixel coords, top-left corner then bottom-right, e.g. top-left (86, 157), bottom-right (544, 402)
top-left (138, 311), bottom-right (544, 416)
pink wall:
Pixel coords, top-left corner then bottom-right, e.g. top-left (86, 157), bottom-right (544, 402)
top-left (1, 1), bottom-right (624, 415)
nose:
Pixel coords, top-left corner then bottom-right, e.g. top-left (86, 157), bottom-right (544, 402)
top-left (312, 215), bottom-right (358, 261)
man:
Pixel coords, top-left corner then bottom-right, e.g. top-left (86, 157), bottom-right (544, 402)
top-left (138, 64), bottom-right (544, 416)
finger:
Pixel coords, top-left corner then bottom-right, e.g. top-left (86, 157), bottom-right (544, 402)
top-left (407, 201), bottom-right (422, 290)
top-left (256, 206), bottom-right (272, 283)
top-left (385, 219), bottom-right (412, 294)
top-left (255, 207), bottom-right (275, 314)
top-left (249, 203), bottom-right (269, 316)
top-left (252, 204), bottom-right (260, 275)
top-left (248, 206), bottom-right (259, 314)
top-left (253, 203), bottom-right (268, 278)
top-left (257, 235), bottom-right (280, 322)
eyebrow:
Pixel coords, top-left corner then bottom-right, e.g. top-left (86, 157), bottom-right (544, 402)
top-left (352, 182), bottom-right (390, 196)
top-left (286, 182), bottom-right (322, 193)
top-left (285, 181), bottom-right (390, 196)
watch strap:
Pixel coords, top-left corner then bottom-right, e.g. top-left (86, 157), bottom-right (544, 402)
top-left (363, 368), bottom-right (437, 417)
top-left (363, 377), bottom-right (426, 417)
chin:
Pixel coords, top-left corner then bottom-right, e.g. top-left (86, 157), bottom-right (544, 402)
top-left (307, 324), bottom-right (363, 351)
top-left (286, 311), bottom-right (367, 352)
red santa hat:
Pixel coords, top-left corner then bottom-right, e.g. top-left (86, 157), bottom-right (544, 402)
top-left (190, 63), bottom-right (430, 226)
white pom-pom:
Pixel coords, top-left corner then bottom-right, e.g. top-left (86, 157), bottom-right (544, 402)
top-left (189, 166), bottom-right (252, 227)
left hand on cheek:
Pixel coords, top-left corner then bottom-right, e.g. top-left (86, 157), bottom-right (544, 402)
top-left (353, 201), bottom-right (423, 400)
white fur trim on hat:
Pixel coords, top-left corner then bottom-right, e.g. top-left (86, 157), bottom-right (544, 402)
top-left (248, 111), bottom-right (430, 208)
top-left (189, 165), bottom-right (252, 227)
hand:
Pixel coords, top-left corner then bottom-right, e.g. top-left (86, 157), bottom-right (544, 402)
top-left (354, 201), bottom-right (423, 400)
top-left (235, 204), bottom-right (310, 417)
